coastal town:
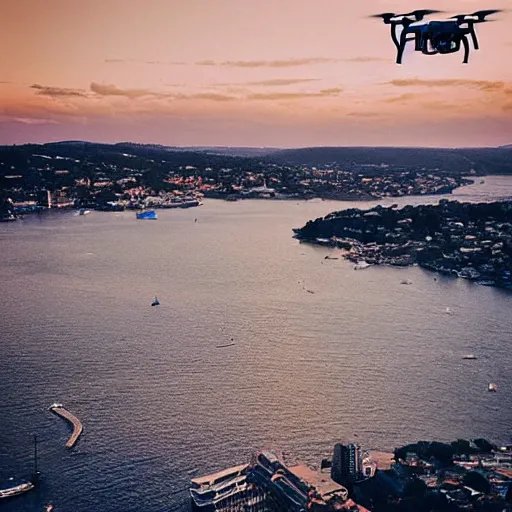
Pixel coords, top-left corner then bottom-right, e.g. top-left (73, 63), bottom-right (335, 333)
top-left (0, 142), bottom-right (477, 220)
top-left (190, 439), bottom-right (512, 511)
top-left (294, 200), bottom-right (512, 291)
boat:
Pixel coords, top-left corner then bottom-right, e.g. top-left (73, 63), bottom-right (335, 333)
top-left (0, 480), bottom-right (35, 500)
top-left (400, 279), bottom-right (412, 285)
top-left (462, 354), bottom-right (477, 360)
top-left (79, 209), bottom-right (90, 215)
top-left (354, 261), bottom-right (371, 270)
top-left (49, 403), bottom-right (63, 410)
top-left (136, 210), bottom-right (157, 220)
top-left (151, 297), bottom-right (160, 306)
top-left (0, 435), bottom-right (40, 501)
top-left (488, 383), bottom-right (497, 392)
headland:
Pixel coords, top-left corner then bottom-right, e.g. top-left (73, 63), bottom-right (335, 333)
top-left (294, 200), bottom-right (512, 290)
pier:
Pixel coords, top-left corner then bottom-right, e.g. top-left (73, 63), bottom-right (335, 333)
top-left (49, 404), bottom-right (83, 448)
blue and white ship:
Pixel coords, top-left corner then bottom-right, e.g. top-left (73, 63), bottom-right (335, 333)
top-left (136, 210), bottom-right (158, 220)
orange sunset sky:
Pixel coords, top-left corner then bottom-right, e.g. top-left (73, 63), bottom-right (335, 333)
top-left (1, 0), bottom-right (511, 147)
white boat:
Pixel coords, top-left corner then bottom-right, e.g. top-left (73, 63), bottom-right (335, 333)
top-left (49, 403), bottom-right (63, 410)
top-left (354, 261), bottom-right (371, 270)
top-left (0, 480), bottom-right (35, 500)
top-left (462, 354), bottom-right (477, 360)
top-left (488, 383), bottom-right (497, 392)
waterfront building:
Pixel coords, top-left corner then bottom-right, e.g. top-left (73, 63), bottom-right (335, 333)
top-left (189, 463), bottom-right (278, 512)
top-left (190, 452), bottom-right (350, 512)
top-left (331, 444), bottom-right (362, 486)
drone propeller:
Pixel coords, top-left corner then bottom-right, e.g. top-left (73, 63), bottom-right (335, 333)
top-left (451, 9), bottom-right (503, 23)
top-left (369, 12), bottom-right (398, 22)
top-left (369, 9), bottom-right (442, 23)
top-left (402, 9), bottom-right (443, 20)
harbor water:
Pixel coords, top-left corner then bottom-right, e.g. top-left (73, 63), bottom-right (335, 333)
top-left (1, 176), bottom-right (511, 512)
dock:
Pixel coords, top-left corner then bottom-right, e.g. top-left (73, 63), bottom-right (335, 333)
top-left (49, 404), bottom-right (83, 448)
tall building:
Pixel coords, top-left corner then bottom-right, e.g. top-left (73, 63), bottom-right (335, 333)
top-left (331, 443), bottom-right (362, 486)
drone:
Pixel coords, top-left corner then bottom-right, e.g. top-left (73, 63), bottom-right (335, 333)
top-left (371, 9), bottom-right (502, 64)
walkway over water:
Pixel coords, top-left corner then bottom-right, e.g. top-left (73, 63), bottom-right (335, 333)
top-left (50, 405), bottom-right (83, 448)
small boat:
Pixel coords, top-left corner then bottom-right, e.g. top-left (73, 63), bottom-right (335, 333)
top-left (354, 261), bottom-right (371, 270)
top-left (462, 354), bottom-right (477, 360)
top-left (49, 403), bottom-right (63, 410)
top-left (136, 210), bottom-right (157, 220)
top-left (488, 383), bottom-right (497, 392)
top-left (0, 435), bottom-right (39, 500)
top-left (45, 505), bottom-right (54, 512)
top-left (445, 307), bottom-right (453, 315)
top-left (151, 297), bottom-right (160, 307)
top-left (0, 480), bottom-right (35, 500)
top-left (79, 209), bottom-right (90, 215)
top-left (400, 279), bottom-right (412, 285)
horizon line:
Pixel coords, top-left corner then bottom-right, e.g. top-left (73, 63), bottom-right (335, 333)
top-left (1, 139), bottom-right (510, 151)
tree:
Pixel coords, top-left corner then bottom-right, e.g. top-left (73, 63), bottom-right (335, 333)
top-left (462, 471), bottom-right (490, 494)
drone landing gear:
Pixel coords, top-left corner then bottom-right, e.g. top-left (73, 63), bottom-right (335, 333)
top-left (396, 31), bottom-right (416, 64)
top-left (468, 23), bottom-right (479, 50)
top-left (461, 35), bottom-right (470, 63)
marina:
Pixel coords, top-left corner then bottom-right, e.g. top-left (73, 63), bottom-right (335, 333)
top-left (49, 403), bottom-right (83, 448)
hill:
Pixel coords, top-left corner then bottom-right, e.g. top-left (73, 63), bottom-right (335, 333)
top-left (263, 146), bottom-right (512, 175)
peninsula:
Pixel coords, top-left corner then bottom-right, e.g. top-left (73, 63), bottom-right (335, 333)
top-left (3, 142), bottom-right (512, 219)
top-left (294, 200), bottom-right (512, 290)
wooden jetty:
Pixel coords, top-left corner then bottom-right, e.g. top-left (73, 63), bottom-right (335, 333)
top-left (49, 404), bottom-right (83, 448)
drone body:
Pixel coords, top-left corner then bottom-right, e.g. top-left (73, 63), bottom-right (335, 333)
top-left (371, 9), bottom-right (502, 64)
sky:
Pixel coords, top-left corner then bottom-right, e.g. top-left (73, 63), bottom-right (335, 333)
top-left (0, 0), bottom-right (511, 147)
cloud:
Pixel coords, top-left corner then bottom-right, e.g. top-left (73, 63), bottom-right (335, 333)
top-left (247, 88), bottom-right (342, 100)
top-left (389, 79), bottom-right (507, 91)
top-left (244, 78), bottom-right (321, 86)
top-left (346, 111), bottom-right (382, 117)
top-left (30, 84), bottom-right (88, 97)
top-left (12, 117), bottom-right (59, 125)
top-left (195, 58), bottom-right (340, 68)
top-left (90, 83), bottom-right (236, 102)
top-left (90, 82), bottom-right (164, 99)
top-left (182, 92), bottom-right (235, 102)
top-left (384, 93), bottom-right (418, 103)
top-left (88, 82), bottom-right (345, 102)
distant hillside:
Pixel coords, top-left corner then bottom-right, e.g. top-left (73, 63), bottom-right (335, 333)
top-left (0, 141), bottom-right (265, 173)
top-left (264, 146), bottom-right (512, 175)
top-left (1, 142), bottom-right (511, 179)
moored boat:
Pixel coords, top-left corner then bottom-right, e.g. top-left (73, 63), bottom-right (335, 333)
top-left (0, 435), bottom-right (40, 501)
top-left (0, 480), bottom-right (35, 500)
top-left (136, 210), bottom-right (157, 220)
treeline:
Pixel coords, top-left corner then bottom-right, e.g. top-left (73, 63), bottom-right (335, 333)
top-left (265, 146), bottom-right (512, 175)
top-left (394, 438), bottom-right (498, 465)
